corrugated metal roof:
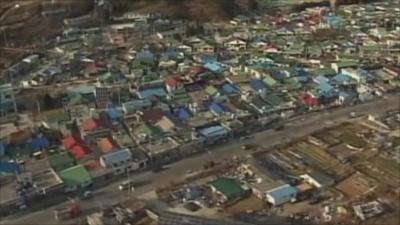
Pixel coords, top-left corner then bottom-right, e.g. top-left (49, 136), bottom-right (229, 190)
top-left (59, 165), bottom-right (91, 187)
top-left (267, 184), bottom-right (298, 200)
top-left (250, 79), bottom-right (267, 91)
top-left (0, 161), bottom-right (20, 174)
top-left (100, 149), bottom-right (132, 166)
top-left (199, 125), bottom-right (229, 137)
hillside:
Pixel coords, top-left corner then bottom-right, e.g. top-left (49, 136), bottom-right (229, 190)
top-left (111, 0), bottom-right (243, 22)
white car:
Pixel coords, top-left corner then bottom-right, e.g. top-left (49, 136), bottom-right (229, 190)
top-left (118, 179), bottom-right (135, 191)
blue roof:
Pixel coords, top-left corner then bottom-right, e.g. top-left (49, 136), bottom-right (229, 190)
top-left (267, 184), bottom-right (298, 201)
top-left (324, 14), bottom-right (343, 28)
top-left (204, 62), bottom-right (223, 74)
top-left (297, 68), bottom-right (311, 77)
top-left (222, 83), bottom-right (240, 95)
top-left (137, 50), bottom-right (155, 61)
top-left (319, 83), bottom-right (337, 98)
top-left (271, 70), bottom-right (287, 81)
top-left (0, 142), bottom-right (5, 157)
top-left (29, 137), bottom-right (50, 152)
top-left (333, 73), bottom-right (351, 83)
top-left (138, 87), bottom-right (167, 100)
top-left (209, 102), bottom-right (226, 115)
top-left (201, 54), bottom-right (217, 63)
top-left (0, 161), bottom-right (20, 174)
top-left (163, 48), bottom-right (181, 59)
top-left (199, 125), bottom-right (229, 138)
top-left (314, 75), bottom-right (330, 84)
top-left (295, 76), bottom-right (309, 83)
top-left (176, 107), bottom-right (192, 121)
top-left (107, 107), bottom-right (123, 120)
top-left (250, 79), bottom-right (267, 91)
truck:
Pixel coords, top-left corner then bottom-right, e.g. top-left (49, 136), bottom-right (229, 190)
top-left (54, 202), bottom-right (80, 221)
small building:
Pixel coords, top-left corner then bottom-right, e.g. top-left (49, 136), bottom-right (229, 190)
top-left (209, 177), bottom-right (247, 204)
top-left (98, 137), bottom-right (118, 154)
top-left (99, 149), bottom-right (147, 174)
top-left (165, 76), bottom-right (183, 93)
top-left (300, 170), bottom-right (335, 188)
top-left (266, 184), bottom-right (298, 206)
top-left (48, 152), bottom-right (76, 171)
top-left (0, 84), bottom-right (18, 118)
top-left (0, 161), bottom-right (21, 175)
top-left (199, 125), bottom-right (230, 144)
top-left (59, 165), bottom-right (92, 192)
top-left (122, 99), bottom-right (152, 115)
top-left (238, 162), bottom-right (286, 200)
top-left (250, 79), bottom-right (268, 93)
top-left (224, 39), bottom-right (247, 51)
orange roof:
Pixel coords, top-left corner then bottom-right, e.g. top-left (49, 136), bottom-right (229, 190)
top-left (98, 138), bottom-right (116, 153)
top-left (83, 118), bottom-right (100, 131)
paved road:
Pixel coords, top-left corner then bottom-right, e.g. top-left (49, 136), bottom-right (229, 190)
top-left (2, 94), bottom-right (399, 225)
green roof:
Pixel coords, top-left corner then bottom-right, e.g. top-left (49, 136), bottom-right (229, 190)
top-left (46, 111), bottom-right (70, 124)
top-left (59, 165), bottom-right (92, 188)
top-left (48, 152), bottom-right (76, 171)
top-left (284, 77), bottom-right (301, 90)
top-left (141, 123), bottom-right (163, 137)
top-left (99, 72), bottom-right (113, 82)
top-left (315, 67), bottom-right (337, 77)
top-left (263, 75), bottom-right (277, 87)
top-left (210, 177), bottom-right (244, 201)
top-left (69, 93), bottom-right (83, 105)
top-left (172, 88), bottom-right (189, 103)
top-left (264, 94), bottom-right (284, 107)
top-left (336, 59), bottom-right (358, 68)
top-left (205, 85), bottom-right (218, 96)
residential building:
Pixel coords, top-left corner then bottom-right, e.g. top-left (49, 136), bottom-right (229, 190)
top-left (209, 177), bottom-right (248, 204)
top-left (99, 148), bottom-right (147, 174)
top-left (0, 84), bottom-right (18, 118)
top-left (48, 152), bottom-right (76, 171)
top-left (58, 165), bottom-right (92, 192)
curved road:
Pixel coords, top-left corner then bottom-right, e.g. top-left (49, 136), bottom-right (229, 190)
top-left (2, 94), bottom-right (400, 225)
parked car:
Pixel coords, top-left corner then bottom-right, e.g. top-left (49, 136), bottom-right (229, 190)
top-left (118, 179), bottom-right (135, 191)
top-left (81, 191), bottom-right (93, 200)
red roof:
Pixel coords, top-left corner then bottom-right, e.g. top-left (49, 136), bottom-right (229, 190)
top-left (190, 65), bottom-right (204, 75)
top-left (70, 145), bottom-right (90, 159)
top-left (63, 135), bottom-right (91, 159)
top-left (63, 135), bottom-right (80, 149)
top-left (165, 76), bottom-right (182, 87)
top-left (83, 118), bottom-right (101, 131)
top-left (300, 93), bottom-right (320, 107)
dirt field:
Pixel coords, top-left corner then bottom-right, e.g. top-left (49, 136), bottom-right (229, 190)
top-left (224, 195), bottom-right (265, 215)
top-left (336, 172), bottom-right (376, 199)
